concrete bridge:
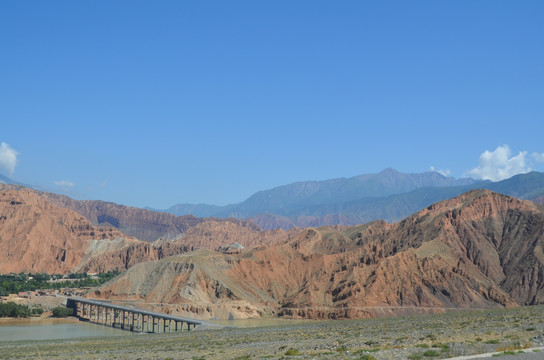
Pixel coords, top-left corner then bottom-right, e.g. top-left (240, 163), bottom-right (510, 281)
top-left (66, 297), bottom-right (215, 333)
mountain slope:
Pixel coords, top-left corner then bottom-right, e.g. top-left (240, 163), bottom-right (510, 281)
top-left (40, 191), bottom-right (256, 242)
top-left (0, 188), bottom-right (128, 274)
top-left (0, 187), bottom-right (290, 274)
top-left (95, 190), bottom-right (544, 320)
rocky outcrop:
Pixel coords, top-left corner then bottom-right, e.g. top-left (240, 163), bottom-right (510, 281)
top-left (94, 190), bottom-right (544, 319)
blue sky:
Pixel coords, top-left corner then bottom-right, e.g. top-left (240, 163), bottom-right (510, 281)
top-left (1, 1), bottom-right (543, 208)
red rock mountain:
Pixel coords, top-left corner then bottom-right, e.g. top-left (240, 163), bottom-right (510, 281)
top-left (75, 221), bottom-right (295, 273)
top-left (0, 188), bottom-right (127, 274)
top-left (0, 186), bottom-right (294, 274)
top-left (41, 191), bottom-right (257, 242)
top-left (3, 185), bottom-right (544, 320)
top-left (94, 190), bottom-right (544, 319)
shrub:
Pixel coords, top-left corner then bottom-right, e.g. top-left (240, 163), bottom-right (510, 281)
top-left (0, 302), bottom-right (32, 318)
top-left (32, 307), bottom-right (43, 316)
top-left (284, 348), bottom-right (300, 356)
top-left (422, 349), bottom-right (441, 357)
top-left (51, 306), bottom-right (74, 317)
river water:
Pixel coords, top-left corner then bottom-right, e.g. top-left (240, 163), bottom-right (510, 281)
top-left (0, 318), bottom-right (132, 341)
top-left (0, 317), bottom-right (312, 342)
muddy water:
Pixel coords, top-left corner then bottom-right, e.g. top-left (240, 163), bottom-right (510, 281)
top-left (0, 318), bottom-right (132, 341)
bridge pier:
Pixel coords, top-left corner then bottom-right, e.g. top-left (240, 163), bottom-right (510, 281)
top-left (66, 297), bottom-right (211, 334)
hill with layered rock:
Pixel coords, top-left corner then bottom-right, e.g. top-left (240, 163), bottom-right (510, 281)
top-left (93, 190), bottom-right (544, 320)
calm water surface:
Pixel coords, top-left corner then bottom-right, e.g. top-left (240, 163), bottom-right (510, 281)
top-left (0, 318), bottom-right (312, 341)
top-left (0, 318), bottom-right (132, 341)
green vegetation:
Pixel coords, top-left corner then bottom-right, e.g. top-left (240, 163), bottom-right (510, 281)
top-left (284, 348), bottom-right (300, 356)
top-left (51, 306), bottom-right (74, 318)
top-left (422, 349), bottom-right (441, 357)
top-left (431, 342), bottom-right (450, 351)
top-left (358, 355), bottom-right (376, 360)
top-left (0, 302), bottom-right (38, 318)
top-left (0, 271), bottom-right (120, 296)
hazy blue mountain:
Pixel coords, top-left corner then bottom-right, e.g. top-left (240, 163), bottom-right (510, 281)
top-left (248, 172), bottom-right (544, 229)
top-left (484, 171), bottom-right (544, 200)
top-left (222, 168), bottom-right (477, 218)
top-left (0, 174), bottom-right (28, 187)
top-left (164, 168), bottom-right (477, 218)
top-left (163, 170), bottom-right (544, 230)
top-left (164, 203), bottom-right (237, 218)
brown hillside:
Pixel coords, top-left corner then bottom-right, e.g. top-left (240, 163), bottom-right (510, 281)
top-left (77, 221), bottom-right (297, 273)
top-left (41, 191), bottom-right (258, 242)
top-left (0, 186), bottom-right (294, 275)
top-left (94, 190), bottom-right (544, 320)
top-left (0, 189), bottom-right (127, 274)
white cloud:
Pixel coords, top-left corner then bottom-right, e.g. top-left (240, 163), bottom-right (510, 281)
top-left (468, 145), bottom-right (530, 181)
top-left (429, 166), bottom-right (451, 177)
top-left (0, 142), bottom-right (18, 177)
top-left (533, 152), bottom-right (544, 163)
top-left (54, 180), bottom-right (75, 187)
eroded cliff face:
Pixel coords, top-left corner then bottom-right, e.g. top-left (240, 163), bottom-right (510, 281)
top-left (0, 189), bottom-right (127, 274)
top-left (94, 190), bottom-right (544, 320)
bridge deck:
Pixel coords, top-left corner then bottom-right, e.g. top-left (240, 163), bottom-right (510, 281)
top-left (67, 297), bottom-right (213, 326)
top-left (66, 297), bottom-right (218, 333)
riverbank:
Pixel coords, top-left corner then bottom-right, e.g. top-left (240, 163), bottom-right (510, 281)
top-left (1, 305), bottom-right (544, 359)
top-left (0, 316), bottom-right (77, 324)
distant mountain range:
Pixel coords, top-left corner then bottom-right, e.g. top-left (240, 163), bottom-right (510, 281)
top-left (159, 169), bottom-right (544, 229)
